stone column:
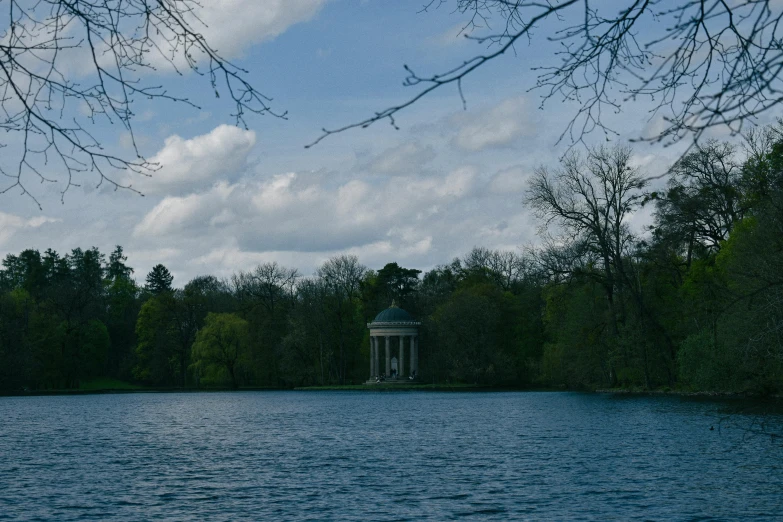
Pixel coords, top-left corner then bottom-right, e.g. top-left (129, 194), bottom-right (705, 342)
top-left (369, 336), bottom-right (374, 378)
top-left (375, 335), bottom-right (381, 377)
top-left (385, 336), bottom-right (390, 377)
top-left (410, 335), bottom-right (416, 377)
top-left (399, 335), bottom-right (405, 378)
top-left (372, 336), bottom-right (378, 377)
top-left (415, 335), bottom-right (420, 376)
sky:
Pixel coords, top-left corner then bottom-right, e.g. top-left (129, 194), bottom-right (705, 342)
top-left (0, 0), bottom-right (770, 284)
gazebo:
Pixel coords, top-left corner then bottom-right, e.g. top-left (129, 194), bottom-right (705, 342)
top-left (366, 301), bottom-right (420, 382)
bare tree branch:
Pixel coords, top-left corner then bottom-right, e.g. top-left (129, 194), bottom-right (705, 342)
top-left (0, 0), bottom-right (284, 207)
top-left (310, 1), bottom-right (783, 152)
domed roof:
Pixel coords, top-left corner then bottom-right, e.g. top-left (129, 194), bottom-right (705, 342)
top-left (373, 301), bottom-right (413, 323)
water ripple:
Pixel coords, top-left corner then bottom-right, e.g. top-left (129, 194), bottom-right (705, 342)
top-left (0, 392), bottom-right (781, 520)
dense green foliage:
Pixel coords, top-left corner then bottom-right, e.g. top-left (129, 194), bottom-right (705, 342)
top-left (2, 128), bottom-right (783, 393)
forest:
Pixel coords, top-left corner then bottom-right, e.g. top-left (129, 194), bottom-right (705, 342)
top-left (1, 127), bottom-right (782, 394)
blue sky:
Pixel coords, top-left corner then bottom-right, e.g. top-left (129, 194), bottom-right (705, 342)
top-left (0, 0), bottom-right (754, 283)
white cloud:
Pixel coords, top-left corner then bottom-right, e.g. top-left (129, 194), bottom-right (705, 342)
top-left (133, 182), bottom-right (234, 237)
top-left (489, 166), bottom-right (530, 194)
top-left (153, 0), bottom-right (325, 67)
top-left (453, 97), bottom-right (533, 152)
top-left (0, 1), bottom-right (684, 285)
top-left (202, 0), bottom-right (325, 57)
top-left (138, 125), bottom-right (256, 195)
top-left (125, 159), bottom-right (542, 279)
top-left (0, 212), bottom-right (59, 246)
top-left (133, 166), bottom-right (482, 252)
top-left (363, 142), bottom-right (437, 174)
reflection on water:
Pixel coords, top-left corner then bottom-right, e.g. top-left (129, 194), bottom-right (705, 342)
top-left (0, 392), bottom-right (781, 520)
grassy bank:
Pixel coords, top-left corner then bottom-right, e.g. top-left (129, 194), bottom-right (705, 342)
top-left (0, 381), bottom-right (282, 396)
top-left (293, 383), bottom-right (492, 391)
top-left (79, 378), bottom-right (145, 391)
top-left (18, 379), bottom-right (775, 397)
top-left (595, 386), bottom-right (783, 399)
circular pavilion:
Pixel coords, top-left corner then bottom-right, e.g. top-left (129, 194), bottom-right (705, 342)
top-left (366, 301), bottom-right (420, 382)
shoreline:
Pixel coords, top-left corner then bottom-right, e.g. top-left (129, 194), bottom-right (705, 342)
top-left (0, 387), bottom-right (280, 397)
top-left (0, 384), bottom-right (498, 396)
top-left (2, 384), bottom-right (781, 399)
top-left (594, 388), bottom-right (783, 400)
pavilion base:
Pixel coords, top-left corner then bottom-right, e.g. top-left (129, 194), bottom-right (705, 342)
top-left (365, 376), bottom-right (419, 385)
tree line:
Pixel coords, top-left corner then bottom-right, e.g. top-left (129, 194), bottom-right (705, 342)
top-left (1, 126), bottom-right (782, 393)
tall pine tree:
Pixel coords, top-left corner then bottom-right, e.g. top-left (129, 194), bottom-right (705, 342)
top-left (145, 264), bottom-right (173, 295)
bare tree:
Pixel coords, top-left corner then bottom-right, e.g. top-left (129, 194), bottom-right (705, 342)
top-left (526, 145), bottom-right (647, 335)
top-left (461, 246), bottom-right (532, 290)
top-left (232, 262), bottom-right (300, 316)
top-left (530, 236), bottom-right (597, 285)
top-left (316, 255), bottom-right (367, 384)
top-left (1, 0), bottom-right (282, 207)
top-left (652, 140), bottom-right (745, 265)
top-left (309, 1), bottom-right (783, 149)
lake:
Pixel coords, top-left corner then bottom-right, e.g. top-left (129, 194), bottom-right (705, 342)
top-left (0, 391), bottom-right (781, 520)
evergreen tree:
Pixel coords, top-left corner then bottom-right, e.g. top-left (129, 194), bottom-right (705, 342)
top-left (107, 246), bottom-right (134, 282)
top-left (145, 264), bottom-right (174, 295)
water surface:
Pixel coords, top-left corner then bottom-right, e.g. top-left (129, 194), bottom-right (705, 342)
top-left (0, 391), bottom-right (781, 520)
